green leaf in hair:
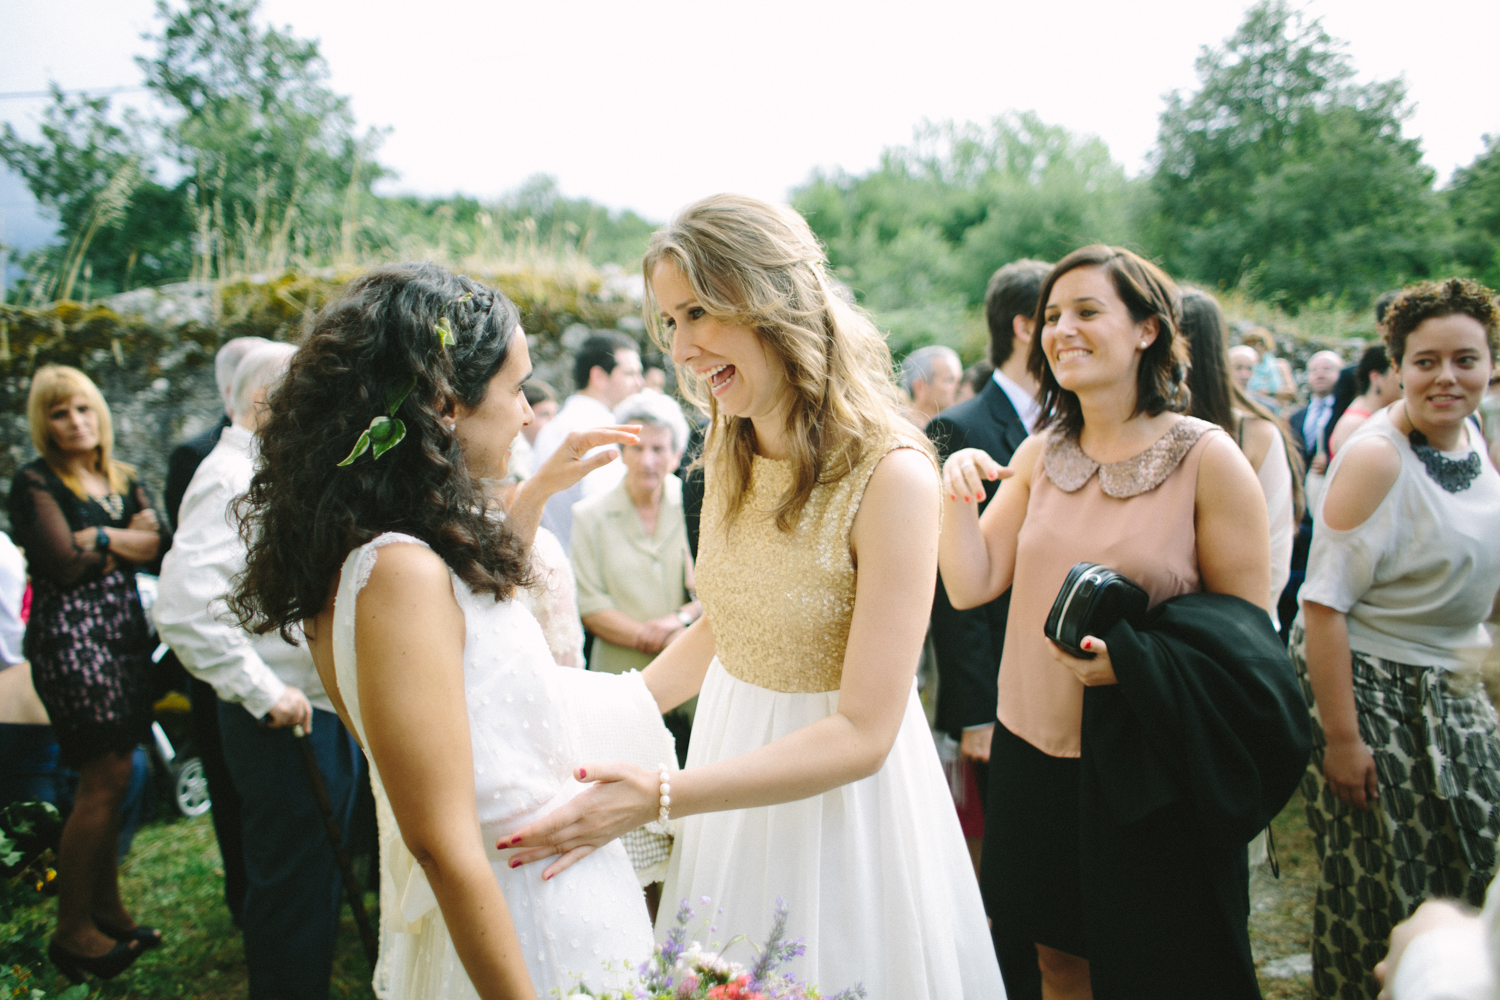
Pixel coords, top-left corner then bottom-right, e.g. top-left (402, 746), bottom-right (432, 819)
top-left (435, 316), bottom-right (456, 347)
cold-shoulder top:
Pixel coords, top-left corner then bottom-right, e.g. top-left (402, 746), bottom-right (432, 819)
top-left (695, 434), bottom-right (934, 694)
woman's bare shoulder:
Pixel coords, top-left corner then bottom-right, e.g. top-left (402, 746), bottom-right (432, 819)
top-left (1323, 435), bottom-right (1401, 531)
top-left (358, 541), bottom-right (456, 608)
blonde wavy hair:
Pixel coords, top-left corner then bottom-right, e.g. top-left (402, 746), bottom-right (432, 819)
top-left (642, 193), bottom-right (923, 532)
top-left (27, 365), bottom-right (134, 498)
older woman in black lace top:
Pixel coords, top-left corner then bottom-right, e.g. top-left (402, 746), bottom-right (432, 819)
top-left (7, 365), bottom-right (168, 982)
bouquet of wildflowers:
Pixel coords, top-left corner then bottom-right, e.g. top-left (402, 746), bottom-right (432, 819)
top-left (561, 898), bottom-right (865, 1000)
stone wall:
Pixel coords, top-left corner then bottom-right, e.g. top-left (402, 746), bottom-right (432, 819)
top-left (0, 266), bottom-right (645, 534)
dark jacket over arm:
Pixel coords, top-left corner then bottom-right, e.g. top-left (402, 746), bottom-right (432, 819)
top-left (1078, 592), bottom-right (1312, 999)
top-left (925, 379), bottom-right (1029, 737)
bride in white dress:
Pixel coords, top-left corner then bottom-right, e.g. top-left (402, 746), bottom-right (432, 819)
top-left (505, 195), bottom-right (1004, 998)
top-left (228, 263), bottom-right (664, 999)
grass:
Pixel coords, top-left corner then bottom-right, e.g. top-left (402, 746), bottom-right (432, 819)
top-left (1252, 802), bottom-right (1317, 999)
top-left (4, 799), bottom-right (1321, 998)
top-left (2, 814), bottom-right (377, 1000)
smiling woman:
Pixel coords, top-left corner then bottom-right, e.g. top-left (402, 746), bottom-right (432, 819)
top-left (1294, 278), bottom-right (1500, 999)
top-left (938, 245), bottom-right (1275, 998)
top-left (502, 194), bottom-right (1002, 999)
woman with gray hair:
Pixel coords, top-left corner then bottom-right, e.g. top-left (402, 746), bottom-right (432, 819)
top-left (570, 391), bottom-right (700, 687)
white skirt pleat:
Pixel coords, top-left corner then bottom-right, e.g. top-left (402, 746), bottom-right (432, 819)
top-left (658, 658), bottom-right (1005, 999)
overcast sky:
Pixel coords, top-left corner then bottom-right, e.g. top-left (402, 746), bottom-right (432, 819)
top-left (3, 0), bottom-right (1499, 251)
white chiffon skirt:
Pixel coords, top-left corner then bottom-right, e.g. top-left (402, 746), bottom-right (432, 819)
top-left (658, 659), bottom-right (1005, 999)
top-left (372, 787), bottom-right (652, 1000)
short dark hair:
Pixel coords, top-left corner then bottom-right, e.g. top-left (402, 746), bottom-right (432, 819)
top-left (1374, 290), bottom-right (1402, 325)
top-left (1383, 278), bottom-right (1500, 366)
top-left (1353, 344), bottom-right (1390, 395)
top-left (523, 380), bottom-right (556, 406)
top-left (1028, 246), bottom-right (1189, 439)
top-left (573, 332), bottom-right (639, 390)
top-left (985, 260), bottom-right (1051, 367)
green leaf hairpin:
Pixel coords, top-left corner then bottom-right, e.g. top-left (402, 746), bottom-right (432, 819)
top-left (337, 377), bottom-right (417, 466)
top-left (435, 315), bottom-right (456, 347)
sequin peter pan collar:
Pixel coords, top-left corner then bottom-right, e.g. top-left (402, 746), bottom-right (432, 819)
top-left (1043, 416), bottom-right (1217, 498)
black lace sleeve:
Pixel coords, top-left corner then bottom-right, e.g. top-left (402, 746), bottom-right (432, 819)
top-left (7, 466), bottom-right (106, 586)
top-left (126, 479), bottom-right (170, 574)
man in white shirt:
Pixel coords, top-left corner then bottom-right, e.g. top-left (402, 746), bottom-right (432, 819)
top-left (900, 345), bottom-right (962, 429)
top-left (154, 342), bottom-right (362, 1000)
top-left (532, 332), bottom-right (644, 551)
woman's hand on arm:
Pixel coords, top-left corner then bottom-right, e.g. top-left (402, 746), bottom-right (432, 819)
top-left (507, 448), bottom-right (940, 878)
top-left (641, 613), bottom-right (716, 712)
top-left (356, 543), bottom-right (538, 1000)
top-left (937, 436), bottom-right (1039, 610)
top-left (507, 426), bottom-right (640, 547)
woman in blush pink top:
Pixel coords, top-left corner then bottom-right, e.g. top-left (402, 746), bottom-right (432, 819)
top-left (938, 246), bottom-right (1271, 999)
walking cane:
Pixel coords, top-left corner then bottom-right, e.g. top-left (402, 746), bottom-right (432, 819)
top-left (293, 724), bottom-right (379, 968)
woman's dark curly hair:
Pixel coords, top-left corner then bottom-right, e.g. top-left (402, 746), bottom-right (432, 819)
top-left (229, 261), bottom-right (530, 642)
top-left (1028, 245), bottom-right (1190, 440)
top-left (1383, 278), bottom-right (1500, 366)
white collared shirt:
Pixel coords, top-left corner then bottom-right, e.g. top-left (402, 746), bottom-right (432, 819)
top-left (1303, 394), bottom-right (1334, 449)
top-left (153, 424), bottom-right (329, 718)
top-left (993, 369), bottom-right (1041, 434)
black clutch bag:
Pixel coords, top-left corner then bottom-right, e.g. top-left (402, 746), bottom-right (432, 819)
top-left (1043, 562), bottom-right (1150, 659)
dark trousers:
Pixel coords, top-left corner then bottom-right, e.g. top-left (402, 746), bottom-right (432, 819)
top-left (189, 675), bottom-right (247, 923)
top-left (218, 703), bottom-right (361, 1000)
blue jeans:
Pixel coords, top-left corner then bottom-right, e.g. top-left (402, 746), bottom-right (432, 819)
top-left (218, 703), bottom-right (361, 1000)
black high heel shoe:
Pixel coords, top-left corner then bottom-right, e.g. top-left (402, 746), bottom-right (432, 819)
top-left (47, 939), bottom-right (142, 983)
top-left (95, 918), bottom-right (163, 952)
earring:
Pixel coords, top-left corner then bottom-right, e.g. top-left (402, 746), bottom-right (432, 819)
top-left (1139, 341), bottom-right (1148, 348)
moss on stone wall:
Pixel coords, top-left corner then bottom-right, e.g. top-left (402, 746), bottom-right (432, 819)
top-left (0, 265), bottom-right (643, 533)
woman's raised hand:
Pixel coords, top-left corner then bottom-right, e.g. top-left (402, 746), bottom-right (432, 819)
top-left (498, 761), bottom-right (659, 881)
top-left (529, 425), bottom-right (640, 499)
top-left (942, 447), bottom-right (1011, 504)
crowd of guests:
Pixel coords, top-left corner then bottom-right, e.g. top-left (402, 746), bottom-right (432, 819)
top-left (0, 212), bottom-right (1496, 1000)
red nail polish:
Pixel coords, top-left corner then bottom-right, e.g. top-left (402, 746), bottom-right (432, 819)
top-left (543, 872), bottom-right (552, 881)
top-left (1083, 638), bottom-right (1092, 650)
top-left (509, 859), bottom-right (520, 868)
top-left (577, 767), bottom-right (587, 780)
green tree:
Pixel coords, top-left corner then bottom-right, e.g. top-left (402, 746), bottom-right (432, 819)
top-left (795, 113), bottom-right (1132, 311)
top-left (0, 88), bottom-right (192, 299)
top-left (1147, 0), bottom-right (1443, 308)
top-left (138, 0), bottom-right (387, 274)
top-left (1448, 135), bottom-right (1500, 288)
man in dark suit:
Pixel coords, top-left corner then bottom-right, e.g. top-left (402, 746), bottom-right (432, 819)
top-left (163, 336), bottom-right (268, 925)
top-left (926, 258), bottom-right (1049, 1000)
top-left (926, 260), bottom-right (1046, 784)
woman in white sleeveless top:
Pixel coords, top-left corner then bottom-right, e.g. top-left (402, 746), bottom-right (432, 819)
top-left (1295, 278), bottom-right (1500, 998)
top-left (228, 263), bottom-right (659, 999)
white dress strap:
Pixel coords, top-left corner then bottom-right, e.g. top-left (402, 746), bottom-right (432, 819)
top-left (330, 531), bottom-right (437, 1000)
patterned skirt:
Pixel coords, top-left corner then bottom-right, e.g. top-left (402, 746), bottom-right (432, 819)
top-left (1290, 622), bottom-right (1500, 1000)
top-left (25, 569), bottom-right (155, 767)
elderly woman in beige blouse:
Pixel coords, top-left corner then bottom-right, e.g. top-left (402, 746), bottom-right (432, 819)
top-left (570, 391), bottom-right (701, 676)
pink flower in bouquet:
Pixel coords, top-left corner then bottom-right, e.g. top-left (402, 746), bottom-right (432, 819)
top-left (706, 975), bottom-right (764, 1000)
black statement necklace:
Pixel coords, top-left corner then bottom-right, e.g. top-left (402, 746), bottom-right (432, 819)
top-left (1408, 427), bottom-right (1481, 493)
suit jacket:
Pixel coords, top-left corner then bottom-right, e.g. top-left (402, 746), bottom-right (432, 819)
top-left (1287, 404), bottom-right (1312, 466)
top-left (166, 416), bottom-right (231, 531)
top-left (925, 379), bottom-right (1029, 738)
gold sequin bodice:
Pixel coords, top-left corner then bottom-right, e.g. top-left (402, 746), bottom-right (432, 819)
top-left (695, 436), bottom-right (923, 693)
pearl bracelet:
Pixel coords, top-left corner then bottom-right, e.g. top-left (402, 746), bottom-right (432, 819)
top-left (657, 763), bottom-right (672, 824)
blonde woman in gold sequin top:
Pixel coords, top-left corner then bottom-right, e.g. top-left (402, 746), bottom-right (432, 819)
top-left (506, 195), bottom-right (1004, 998)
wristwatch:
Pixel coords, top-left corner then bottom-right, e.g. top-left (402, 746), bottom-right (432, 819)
top-left (94, 526), bottom-right (110, 551)
top-left (675, 609), bottom-right (694, 627)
